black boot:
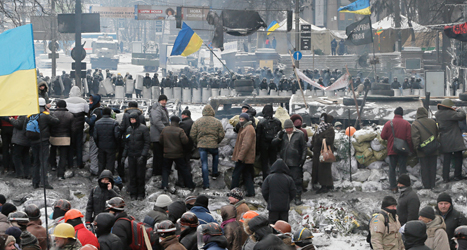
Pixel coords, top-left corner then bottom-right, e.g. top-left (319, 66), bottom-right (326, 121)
top-left (294, 194), bottom-right (303, 205)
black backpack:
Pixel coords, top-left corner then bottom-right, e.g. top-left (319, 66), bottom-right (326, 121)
top-left (366, 211), bottom-right (389, 249)
top-left (263, 119), bottom-right (280, 142)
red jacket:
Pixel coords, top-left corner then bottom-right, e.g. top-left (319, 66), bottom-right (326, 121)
top-left (75, 223), bottom-right (100, 249)
top-left (381, 115), bottom-right (413, 156)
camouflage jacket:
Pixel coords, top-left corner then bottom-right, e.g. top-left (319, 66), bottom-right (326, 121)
top-left (369, 210), bottom-right (404, 250)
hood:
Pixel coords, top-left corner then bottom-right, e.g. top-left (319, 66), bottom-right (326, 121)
top-left (221, 205), bottom-right (236, 221)
top-left (69, 86), bottom-right (81, 97)
top-left (94, 213), bottom-right (115, 236)
top-left (247, 108), bottom-right (256, 117)
top-left (403, 221), bottom-right (427, 249)
top-left (168, 201), bottom-right (186, 224)
top-left (426, 215), bottom-right (446, 237)
top-left (90, 94), bottom-right (101, 110)
top-left (38, 81), bottom-right (48, 91)
top-left (129, 112), bottom-right (140, 127)
top-left (270, 159), bottom-right (290, 175)
top-left (262, 105), bottom-right (273, 118)
top-left (124, 107), bottom-right (143, 115)
top-left (202, 105), bottom-right (215, 117)
top-left (416, 107), bottom-right (428, 119)
top-left (248, 215), bottom-right (271, 240)
top-left (98, 170), bottom-right (115, 187)
top-left (205, 235), bottom-right (229, 248)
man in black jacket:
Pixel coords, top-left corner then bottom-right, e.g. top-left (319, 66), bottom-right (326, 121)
top-left (85, 170), bottom-right (119, 229)
top-left (94, 107), bottom-right (120, 175)
top-left (86, 94), bottom-right (104, 175)
top-left (435, 193), bottom-right (467, 250)
top-left (179, 212), bottom-right (198, 250)
top-left (261, 159), bottom-right (296, 224)
top-left (122, 112), bottom-right (150, 200)
top-left (179, 108), bottom-right (195, 188)
top-left (396, 175), bottom-right (420, 226)
top-left (106, 197), bottom-right (132, 250)
top-left (49, 100), bottom-right (74, 179)
top-left (256, 105), bottom-right (282, 180)
top-left (93, 213), bottom-right (123, 250)
top-left (9, 116), bottom-right (31, 179)
top-left (248, 215), bottom-right (286, 250)
top-left (402, 220), bottom-right (431, 250)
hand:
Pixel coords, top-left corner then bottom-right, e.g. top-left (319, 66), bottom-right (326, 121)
top-left (86, 223), bottom-right (94, 233)
top-left (46, 103), bottom-right (52, 109)
top-left (278, 130), bottom-right (285, 139)
top-left (107, 182), bottom-right (112, 190)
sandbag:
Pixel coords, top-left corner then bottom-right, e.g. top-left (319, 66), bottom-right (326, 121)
top-left (353, 129), bottom-right (377, 143)
top-left (352, 140), bottom-right (371, 153)
top-left (374, 149), bottom-right (388, 161)
top-left (356, 152), bottom-right (376, 167)
top-left (274, 107), bottom-right (290, 128)
top-left (371, 138), bottom-right (386, 152)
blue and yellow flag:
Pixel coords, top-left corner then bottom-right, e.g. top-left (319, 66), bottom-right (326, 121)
top-left (267, 20), bottom-right (280, 36)
top-left (171, 23), bottom-right (203, 57)
top-left (0, 24), bottom-right (39, 116)
top-left (338, 0), bottom-right (371, 15)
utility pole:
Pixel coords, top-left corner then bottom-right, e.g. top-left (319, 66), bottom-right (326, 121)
top-left (51, 0), bottom-right (57, 77)
top-left (75, 0), bottom-right (82, 89)
top-left (209, 0), bottom-right (213, 67)
top-left (394, 0), bottom-right (401, 52)
top-left (295, 0), bottom-right (300, 68)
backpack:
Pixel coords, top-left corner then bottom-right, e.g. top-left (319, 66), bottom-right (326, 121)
top-left (264, 119), bottom-right (280, 142)
top-left (26, 114), bottom-right (41, 140)
top-left (366, 211), bottom-right (389, 249)
top-left (117, 216), bottom-right (157, 250)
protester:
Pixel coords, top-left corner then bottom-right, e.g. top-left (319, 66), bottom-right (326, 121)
top-left (49, 99), bottom-right (73, 179)
top-left (435, 193), bottom-right (467, 250)
top-left (453, 226), bottom-right (467, 250)
top-left (227, 188), bottom-right (249, 221)
top-left (178, 212), bottom-right (199, 250)
top-left (157, 220), bottom-right (186, 250)
top-left (93, 107), bottom-right (120, 175)
top-left (150, 94), bottom-right (170, 176)
top-left (64, 209), bottom-right (99, 249)
top-left (144, 194), bottom-right (172, 228)
top-left (9, 115), bottom-right (31, 179)
top-left (0, 115), bottom-right (14, 175)
top-left (397, 174), bottom-right (420, 226)
top-left (402, 220), bottom-right (431, 250)
top-left (20, 231), bottom-right (42, 250)
top-left (198, 222), bottom-right (229, 250)
top-left (220, 205), bottom-right (242, 250)
top-left (256, 105), bottom-right (282, 180)
top-left (292, 228), bottom-right (315, 250)
top-left (85, 94), bottom-right (104, 175)
top-left (93, 213), bottom-right (123, 250)
top-left (168, 201), bottom-right (187, 224)
top-left (179, 108), bottom-right (195, 187)
top-left (190, 195), bottom-right (217, 224)
top-left (106, 197), bottom-right (133, 250)
top-left (369, 196), bottom-right (404, 249)
top-left (65, 86), bottom-right (89, 169)
top-left (24, 204), bottom-right (48, 250)
top-left (85, 170), bottom-right (119, 228)
top-left (51, 223), bottom-right (82, 250)
top-left (247, 215), bottom-right (285, 250)
top-left (418, 206), bottom-right (450, 250)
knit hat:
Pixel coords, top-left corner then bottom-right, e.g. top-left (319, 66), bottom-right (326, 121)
top-left (381, 196), bottom-right (397, 208)
top-left (437, 193), bottom-right (452, 204)
top-left (155, 194), bottom-right (173, 208)
top-left (419, 206), bottom-right (435, 220)
top-left (5, 235), bottom-right (15, 247)
top-left (239, 113), bottom-right (249, 121)
top-left (394, 107), bottom-right (403, 116)
top-left (185, 196), bottom-right (197, 210)
top-left (158, 94), bottom-right (168, 102)
top-left (20, 231), bottom-right (38, 246)
top-left (6, 226), bottom-right (22, 244)
top-left (1, 203), bottom-right (17, 216)
top-left (182, 109), bottom-right (191, 117)
top-left (194, 195), bottom-right (209, 209)
top-left (56, 100), bottom-right (67, 108)
top-left (397, 174), bottom-right (411, 187)
top-left (170, 116), bottom-right (180, 123)
top-left (0, 194), bottom-right (5, 204)
top-left (284, 119), bottom-right (294, 129)
top-left (227, 188), bottom-right (244, 201)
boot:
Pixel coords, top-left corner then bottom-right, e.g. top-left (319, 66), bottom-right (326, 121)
top-left (294, 194), bottom-right (303, 205)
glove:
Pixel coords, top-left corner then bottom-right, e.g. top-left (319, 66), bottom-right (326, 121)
top-left (138, 156), bottom-right (146, 166)
top-left (86, 223), bottom-right (94, 233)
top-left (278, 130), bottom-right (285, 139)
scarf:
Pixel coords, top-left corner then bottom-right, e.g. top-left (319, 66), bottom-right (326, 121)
top-left (221, 218), bottom-right (237, 228)
top-left (315, 121), bottom-right (331, 135)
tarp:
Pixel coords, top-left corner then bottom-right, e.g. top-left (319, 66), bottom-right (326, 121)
top-left (372, 15), bottom-right (430, 32)
top-left (295, 68), bottom-right (350, 91)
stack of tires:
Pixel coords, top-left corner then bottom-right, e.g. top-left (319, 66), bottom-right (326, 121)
top-left (234, 79), bottom-right (254, 96)
top-left (371, 83), bottom-right (394, 96)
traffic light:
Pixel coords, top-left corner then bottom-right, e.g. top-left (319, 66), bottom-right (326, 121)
top-left (287, 11), bottom-right (293, 32)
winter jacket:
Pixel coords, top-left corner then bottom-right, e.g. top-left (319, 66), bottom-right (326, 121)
top-left (85, 170), bottom-right (119, 223)
top-left (203, 236), bottom-right (229, 250)
top-left (50, 108), bottom-right (74, 139)
top-left (95, 213), bottom-right (123, 250)
top-left (180, 117), bottom-right (195, 152)
top-left (248, 216), bottom-right (285, 250)
top-left (38, 81), bottom-right (49, 103)
top-left (143, 76), bottom-right (152, 88)
top-left (123, 119), bottom-right (150, 157)
top-left (261, 159), bottom-right (296, 212)
top-left (149, 102), bottom-right (169, 142)
top-left (234, 200), bottom-right (250, 221)
top-left (190, 206), bottom-right (217, 225)
top-left (160, 123), bottom-right (189, 159)
top-left (241, 238), bottom-right (256, 250)
top-left (0, 213), bottom-right (9, 234)
top-left (436, 204), bottom-right (467, 250)
top-left (425, 215), bottom-right (450, 250)
top-left (160, 235), bottom-right (187, 250)
top-left (144, 206), bottom-right (168, 228)
top-left (411, 107), bottom-right (439, 157)
top-left (93, 115), bottom-right (120, 150)
top-left (51, 239), bottom-right (82, 250)
top-left (381, 114), bottom-right (413, 155)
top-left (221, 206), bottom-right (242, 250)
top-left (73, 223), bottom-right (100, 249)
top-left (404, 221), bottom-right (431, 250)
top-left (168, 201), bottom-right (187, 224)
top-left (435, 107), bottom-right (467, 153)
top-left (232, 122), bottom-right (256, 164)
top-left (113, 212), bottom-right (133, 250)
top-left (66, 86), bottom-right (89, 133)
top-left (256, 116), bottom-right (282, 144)
top-left (27, 109), bottom-right (60, 144)
top-left (191, 105), bottom-right (225, 149)
top-left (26, 220), bottom-right (48, 250)
top-left (10, 116), bottom-right (30, 146)
top-left (397, 187), bottom-right (420, 226)
top-left (369, 210), bottom-right (404, 250)
top-left (85, 95), bottom-right (104, 136)
top-left (290, 114), bottom-right (309, 142)
top-left (119, 108), bottom-right (146, 135)
top-left (180, 227), bottom-right (197, 250)
top-left (273, 129), bottom-right (307, 167)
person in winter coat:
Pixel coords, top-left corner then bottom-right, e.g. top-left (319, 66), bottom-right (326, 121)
top-left (391, 78), bottom-right (401, 89)
top-left (418, 206), bottom-right (450, 250)
top-left (435, 99), bottom-right (467, 182)
top-left (234, 104), bottom-right (256, 133)
top-left (64, 209), bottom-right (99, 249)
top-left (168, 200), bottom-right (187, 224)
top-left (38, 80), bottom-right (50, 104)
top-left (20, 231), bottom-right (42, 250)
top-left (381, 107), bottom-right (413, 193)
top-left (179, 212), bottom-right (199, 250)
top-left (93, 107), bottom-right (120, 176)
top-left (311, 113), bottom-right (335, 194)
top-left (86, 94), bottom-right (104, 175)
top-left (157, 220), bottom-right (187, 250)
top-left (435, 193), bottom-right (467, 250)
top-left (190, 195), bottom-right (217, 225)
top-left (402, 220), bottom-right (431, 250)
top-left (256, 105), bottom-right (282, 180)
top-left (199, 222), bottom-right (229, 250)
top-left (93, 213), bottom-right (123, 250)
top-left (231, 113), bottom-right (256, 197)
top-left (51, 223), bottom-right (82, 250)
top-left (179, 109), bottom-right (195, 187)
top-left (273, 119), bottom-right (306, 203)
top-left (369, 196), bottom-right (404, 250)
top-left (247, 216), bottom-right (285, 250)
top-left (49, 100), bottom-right (74, 178)
top-left (65, 86), bottom-right (89, 169)
top-left (150, 94), bottom-right (170, 176)
top-left (0, 115), bottom-right (14, 174)
top-left (221, 205), bottom-right (242, 250)
top-left (240, 211), bottom-right (260, 250)
top-left (190, 105), bottom-right (225, 189)
top-left (290, 114), bottom-right (309, 142)
top-left (411, 107), bottom-right (439, 189)
top-left (9, 115), bottom-right (31, 179)
top-left (29, 98), bottom-right (60, 189)
top-left (144, 194), bottom-right (172, 228)
top-left (85, 170), bottom-right (119, 228)
top-left (123, 112), bottom-right (150, 200)
top-left (160, 116), bottom-right (195, 190)
top-left (227, 188), bottom-right (249, 244)
top-left (105, 197), bottom-right (134, 250)
top-left (262, 159), bottom-right (296, 224)
top-left (25, 204), bottom-right (49, 250)
top-left (397, 175), bottom-right (420, 226)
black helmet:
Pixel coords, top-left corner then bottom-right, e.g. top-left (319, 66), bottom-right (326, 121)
top-left (8, 211), bottom-right (30, 224)
top-left (179, 212), bottom-right (199, 228)
top-left (293, 227), bottom-right (313, 247)
top-left (156, 220), bottom-right (177, 237)
top-left (24, 204), bottom-right (41, 220)
top-left (200, 222), bottom-right (223, 236)
top-left (455, 226), bottom-right (467, 240)
top-left (54, 199), bottom-right (71, 211)
top-left (106, 197), bottom-right (125, 211)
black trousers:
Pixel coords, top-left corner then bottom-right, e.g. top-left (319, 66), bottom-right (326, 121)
top-left (12, 144), bottom-right (31, 178)
top-left (31, 141), bottom-right (50, 186)
top-left (128, 156), bottom-right (146, 198)
top-left (98, 148), bottom-right (116, 176)
top-left (69, 129), bottom-right (84, 168)
top-left (152, 142), bottom-right (163, 176)
top-left (443, 151), bottom-right (463, 181)
top-left (116, 140), bottom-right (125, 181)
top-left (49, 146), bottom-right (70, 178)
top-left (419, 155), bottom-right (437, 189)
top-left (231, 161), bottom-right (255, 196)
top-left (289, 166), bottom-right (303, 195)
top-left (260, 143), bottom-right (276, 180)
top-left (162, 157), bottom-right (194, 189)
top-left (1, 127), bottom-right (13, 171)
top-left (177, 153), bottom-right (193, 187)
top-left (268, 211), bottom-right (289, 224)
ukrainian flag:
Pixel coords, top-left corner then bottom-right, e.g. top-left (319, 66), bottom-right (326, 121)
top-left (338, 0), bottom-right (371, 15)
top-left (267, 20), bottom-right (280, 36)
top-left (0, 24), bottom-right (39, 116)
top-left (171, 22), bottom-right (203, 57)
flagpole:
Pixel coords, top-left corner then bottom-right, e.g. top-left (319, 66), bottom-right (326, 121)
top-left (203, 43), bottom-right (233, 76)
top-left (289, 52), bottom-right (308, 110)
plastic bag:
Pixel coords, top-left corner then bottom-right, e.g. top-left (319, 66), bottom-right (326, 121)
top-left (371, 138), bottom-right (386, 152)
top-left (353, 129), bottom-right (377, 143)
top-left (274, 107), bottom-right (290, 128)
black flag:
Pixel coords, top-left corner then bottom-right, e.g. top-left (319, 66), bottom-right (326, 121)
top-left (445, 22), bottom-right (467, 42)
top-left (346, 16), bottom-right (373, 45)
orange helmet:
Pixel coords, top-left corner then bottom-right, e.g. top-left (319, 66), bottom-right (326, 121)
top-left (239, 211), bottom-right (259, 222)
top-left (272, 220), bottom-right (291, 233)
top-left (64, 209), bottom-right (84, 223)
